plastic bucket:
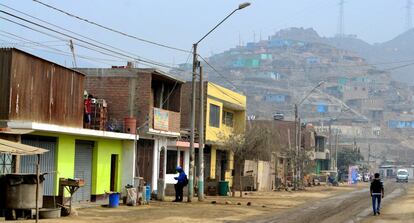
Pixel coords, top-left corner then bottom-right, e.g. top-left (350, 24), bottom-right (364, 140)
top-left (124, 117), bottom-right (137, 134)
top-left (145, 185), bottom-right (151, 202)
top-left (218, 181), bottom-right (229, 196)
top-left (108, 193), bottom-right (120, 208)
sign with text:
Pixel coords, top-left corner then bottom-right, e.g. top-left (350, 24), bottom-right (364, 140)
top-left (153, 108), bottom-right (169, 131)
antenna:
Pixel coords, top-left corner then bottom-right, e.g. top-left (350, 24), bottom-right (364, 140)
top-left (337, 0), bottom-right (345, 37)
top-left (406, 0), bottom-right (412, 31)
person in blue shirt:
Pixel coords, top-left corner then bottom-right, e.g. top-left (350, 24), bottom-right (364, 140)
top-left (173, 166), bottom-right (187, 202)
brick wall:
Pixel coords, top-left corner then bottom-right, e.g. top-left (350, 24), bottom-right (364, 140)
top-left (168, 111), bottom-right (181, 133)
top-left (85, 76), bottom-right (131, 125)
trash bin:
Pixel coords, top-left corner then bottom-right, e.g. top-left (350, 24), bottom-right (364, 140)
top-left (218, 181), bottom-right (229, 196)
top-left (108, 193), bottom-right (120, 208)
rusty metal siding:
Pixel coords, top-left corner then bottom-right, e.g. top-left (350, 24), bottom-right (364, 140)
top-left (7, 49), bottom-right (84, 127)
top-left (0, 49), bottom-right (12, 120)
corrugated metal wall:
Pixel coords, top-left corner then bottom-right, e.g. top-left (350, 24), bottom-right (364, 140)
top-left (20, 135), bottom-right (57, 196)
top-left (73, 140), bottom-right (94, 202)
top-left (4, 48), bottom-right (85, 127)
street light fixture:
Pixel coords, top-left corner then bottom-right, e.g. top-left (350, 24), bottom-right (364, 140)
top-left (188, 2), bottom-right (250, 202)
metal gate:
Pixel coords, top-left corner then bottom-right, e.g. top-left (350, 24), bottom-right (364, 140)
top-left (73, 140), bottom-right (94, 202)
top-left (20, 135), bottom-right (57, 196)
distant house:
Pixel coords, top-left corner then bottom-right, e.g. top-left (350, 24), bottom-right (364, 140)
top-left (305, 56), bottom-right (320, 64)
top-left (264, 93), bottom-right (291, 104)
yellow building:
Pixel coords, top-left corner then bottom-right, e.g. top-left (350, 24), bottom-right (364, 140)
top-left (181, 82), bottom-right (246, 188)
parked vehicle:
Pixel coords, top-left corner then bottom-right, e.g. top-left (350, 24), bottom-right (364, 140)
top-left (273, 112), bottom-right (284, 120)
top-left (396, 169), bottom-right (409, 183)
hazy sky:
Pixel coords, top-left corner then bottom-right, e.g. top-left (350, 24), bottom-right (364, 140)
top-left (0, 0), bottom-right (410, 68)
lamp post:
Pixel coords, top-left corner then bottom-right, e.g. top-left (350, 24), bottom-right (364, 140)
top-left (189, 2), bottom-right (251, 202)
top-left (294, 81), bottom-right (324, 189)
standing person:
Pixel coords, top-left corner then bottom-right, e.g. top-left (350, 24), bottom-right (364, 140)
top-left (84, 94), bottom-right (93, 128)
top-left (173, 166), bottom-right (187, 202)
top-left (370, 173), bottom-right (384, 216)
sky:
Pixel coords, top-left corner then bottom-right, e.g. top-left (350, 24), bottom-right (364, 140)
top-left (0, 0), bottom-right (410, 69)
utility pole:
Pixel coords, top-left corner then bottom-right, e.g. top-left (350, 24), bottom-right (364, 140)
top-left (188, 43), bottom-right (197, 202)
top-left (188, 2), bottom-right (250, 202)
top-left (329, 123), bottom-right (333, 170)
top-left (198, 65), bottom-right (204, 201)
top-left (69, 39), bottom-right (77, 67)
top-left (294, 104), bottom-right (298, 190)
top-left (335, 132), bottom-right (338, 171)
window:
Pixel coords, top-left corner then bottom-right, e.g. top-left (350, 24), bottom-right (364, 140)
top-left (209, 104), bottom-right (220, 127)
top-left (166, 150), bottom-right (178, 174)
top-left (222, 111), bottom-right (234, 127)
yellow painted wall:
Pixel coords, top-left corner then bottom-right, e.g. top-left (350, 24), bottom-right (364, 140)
top-left (205, 83), bottom-right (246, 187)
top-left (205, 83), bottom-right (246, 142)
top-left (92, 139), bottom-right (123, 195)
top-left (224, 151), bottom-right (234, 186)
top-left (210, 147), bottom-right (216, 179)
top-left (30, 131), bottom-right (123, 196)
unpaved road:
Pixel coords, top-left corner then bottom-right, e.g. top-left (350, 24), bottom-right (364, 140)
top-left (243, 181), bottom-right (410, 223)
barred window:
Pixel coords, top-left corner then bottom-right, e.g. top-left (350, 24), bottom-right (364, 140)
top-left (209, 104), bottom-right (220, 128)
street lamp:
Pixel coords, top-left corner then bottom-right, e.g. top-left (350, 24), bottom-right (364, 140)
top-left (189, 2), bottom-right (251, 202)
top-left (294, 81), bottom-right (325, 190)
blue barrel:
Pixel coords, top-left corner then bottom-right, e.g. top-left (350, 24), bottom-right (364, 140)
top-left (108, 193), bottom-right (120, 208)
top-left (145, 185), bottom-right (151, 202)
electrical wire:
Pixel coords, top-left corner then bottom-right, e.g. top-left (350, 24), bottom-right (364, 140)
top-left (31, 0), bottom-right (191, 54)
top-left (0, 4), bottom-right (166, 66)
top-left (198, 54), bottom-right (239, 91)
top-left (0, 30), bottom-right (127, 65)
top-left (0, 12), bottom-right (184, 71)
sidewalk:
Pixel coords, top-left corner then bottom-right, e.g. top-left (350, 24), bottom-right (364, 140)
top-left (20, 184), bottom-right (363, 223)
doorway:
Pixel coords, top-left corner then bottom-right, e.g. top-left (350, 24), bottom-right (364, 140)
top-left (110, 154), bottom-right (118, 192)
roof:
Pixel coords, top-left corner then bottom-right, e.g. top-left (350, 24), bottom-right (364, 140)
top-left (1, 48), bottom-right (86, 76)
top-left (76, 67), bottom-right (185, 83)
top-left (0, 139), bottom-right (48, 155)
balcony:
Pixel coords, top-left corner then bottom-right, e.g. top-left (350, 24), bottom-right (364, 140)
top-left (150, 107), bottom-right (181, 134)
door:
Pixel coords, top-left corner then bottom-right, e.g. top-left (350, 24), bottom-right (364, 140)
top-left (73, 140), bottom-right (94, 202)
top-left (110, 154), bottom-right (118, 192)
top-left (20, 135), bottom-right (57, 196)
top-left (136, 139), bottom-right (154, 186)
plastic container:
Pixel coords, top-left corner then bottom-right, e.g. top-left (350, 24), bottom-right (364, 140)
top-left (108, 193), bottom-right (120, 208)
top-left (145, 185), bottom-right (151, 202)
top-left (124, 117), bottom-right (137, 134)
top-left (218, 181), bottom-right (229, 196)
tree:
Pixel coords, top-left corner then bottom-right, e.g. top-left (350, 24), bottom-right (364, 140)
top-left (337, 148), bottom-right (364, 180)
top-left (217, 125), bottom-right (270, 197)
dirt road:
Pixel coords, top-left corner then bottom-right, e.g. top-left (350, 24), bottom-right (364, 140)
top-left (244, 181), bottom-right (410, 223)
top-left (21, 185), bottom-right (358, 223)
top-left (362, 181), bottom-right (414, 223)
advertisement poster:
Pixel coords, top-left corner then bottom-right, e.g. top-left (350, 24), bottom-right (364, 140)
top-left (153, 108), bottom-right (169, 131)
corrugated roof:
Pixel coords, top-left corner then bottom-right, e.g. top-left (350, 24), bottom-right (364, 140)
top-left (0, 139), bottom-right (48, 155)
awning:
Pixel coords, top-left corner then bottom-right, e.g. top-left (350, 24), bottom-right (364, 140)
top-left (0, 139), bottom-right (48, 155)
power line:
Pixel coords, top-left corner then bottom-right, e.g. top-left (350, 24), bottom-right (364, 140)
top-left (31, 0), bottom-right (191, 54)
top-left (198, 55), bottom-right (239, 91)
top-left (0, 12), bottom-right (184, 71)
top-left (0, 3), bottom-right (167, 66)
top-left (0, 30), bottom-right (126, 66)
